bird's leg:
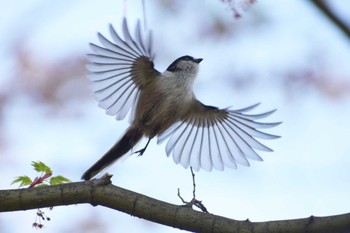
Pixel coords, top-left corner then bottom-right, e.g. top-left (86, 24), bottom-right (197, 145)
top-left (133, 138), bottom-right (151, 156)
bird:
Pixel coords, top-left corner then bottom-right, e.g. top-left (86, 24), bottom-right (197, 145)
top-left (81, 18), bottom-right (281, 180)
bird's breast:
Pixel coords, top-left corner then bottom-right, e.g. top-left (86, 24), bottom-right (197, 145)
top-left (133, 80), bottom-right (193, 137)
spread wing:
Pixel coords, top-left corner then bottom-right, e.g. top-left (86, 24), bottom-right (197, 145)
top-left (157, 102), bottom-right (281, 171)
top-left (86, 18), bottom-right (160, 121)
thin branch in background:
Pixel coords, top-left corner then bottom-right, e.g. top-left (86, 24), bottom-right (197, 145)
top-left (220, 0), bottom-right (257, 18)
top-left (142, 0), bottom-right (148, 30)
top-left (309, 0), bottom-right (350, 40)
top-left (123, 0), bottom-right (127, 17)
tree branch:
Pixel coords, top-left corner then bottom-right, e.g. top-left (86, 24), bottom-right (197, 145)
top-left (1, 175), bottom-right (350, 232)
top-left (309, 0), bottom-right (350, 40)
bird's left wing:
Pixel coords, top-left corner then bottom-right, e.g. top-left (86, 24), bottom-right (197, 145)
top-left (157, 101), bottom-right (281, 171)
top-left (86, 18), bottom-right (159, 121)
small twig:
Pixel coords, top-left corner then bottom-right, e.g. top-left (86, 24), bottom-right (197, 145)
top-left (193, 199), bottom-right (209, 214)
top-left (190, 167), bottom-right (196, 199)
top-left (142, 0), bottom-right (147, 30)
top-left (177, 188), bottom-right (189, 206)
top-left (177, 167), bottom-right (209, 213)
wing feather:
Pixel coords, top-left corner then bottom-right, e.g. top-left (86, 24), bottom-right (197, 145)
top-left (201, 121), bottom-right (213, 171)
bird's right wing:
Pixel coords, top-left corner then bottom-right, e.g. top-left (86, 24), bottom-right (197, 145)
top-left (86, 18), bottom-right (160, 121)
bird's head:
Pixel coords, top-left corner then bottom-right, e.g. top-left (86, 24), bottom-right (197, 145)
top-left (166, 55), bottom-right (203, 77)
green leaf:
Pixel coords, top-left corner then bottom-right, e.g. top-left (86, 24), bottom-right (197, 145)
top-left (31, 161), bottom-right (52, 173)
top-left (11, 176), bottom-right (32, 188)
top-left (49, 176), bottom-right (71, 185)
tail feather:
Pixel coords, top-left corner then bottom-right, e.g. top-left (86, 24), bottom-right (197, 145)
top-left (82, 126), bottom-right (143, 180)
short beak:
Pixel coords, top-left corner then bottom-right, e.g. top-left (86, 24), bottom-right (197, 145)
top-left (194, 58), bottom-right (203, 64)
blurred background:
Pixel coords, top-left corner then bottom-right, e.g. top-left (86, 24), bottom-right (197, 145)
top-left (1, 0), bottom-right (350, 232)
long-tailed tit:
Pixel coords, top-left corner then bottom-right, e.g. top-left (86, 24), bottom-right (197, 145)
top-left (82, 18), bottom-right (281, 180)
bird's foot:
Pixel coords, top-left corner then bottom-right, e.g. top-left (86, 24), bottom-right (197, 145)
top-left (133, 148), bottom-right (146, 157)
